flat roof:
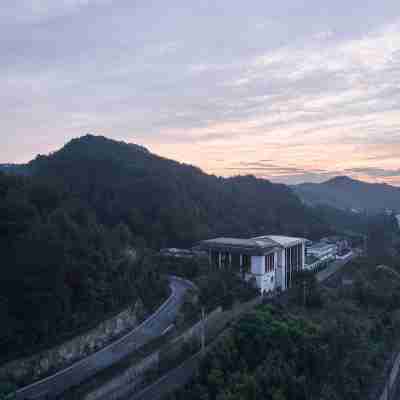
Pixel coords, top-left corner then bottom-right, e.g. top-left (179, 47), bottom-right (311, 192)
top-left (256, 235), bottom-right (306, 248)
top-left (199, 237), bottom-right (279, 256)
top-left (199, 235), bottom-right (306, 255)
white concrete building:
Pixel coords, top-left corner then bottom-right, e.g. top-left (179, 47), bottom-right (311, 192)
top-left (200, 235), bottom-right (306, 293)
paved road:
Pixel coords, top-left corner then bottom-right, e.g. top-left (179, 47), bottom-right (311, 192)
top-left (128, 256), bottom-right (361, 400)
top-left (16, 276), bottom-right (193, 400)
top-left (131, 352), bottom-right (201, 400)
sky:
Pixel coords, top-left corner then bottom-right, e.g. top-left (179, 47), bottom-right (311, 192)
top-left (1, 1), bottom-right (400, 185)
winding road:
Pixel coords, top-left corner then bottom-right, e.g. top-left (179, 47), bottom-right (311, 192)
top-left (16, 276), bottom-right (193, 400)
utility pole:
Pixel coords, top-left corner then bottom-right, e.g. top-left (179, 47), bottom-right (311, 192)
top-left (387, 357), bottom-right (392, 400)
top-left (363, 234), bottom-right (368, 256)
top-left (201, 307), bottom-right (206, 357)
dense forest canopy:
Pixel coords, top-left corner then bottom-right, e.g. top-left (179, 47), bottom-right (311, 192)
top-left (0, 172), bottom-right (168, 362)
top-left (169, 258), bottom-right (400, 400)
top-left (7, 135), bottom-right (333, 248)
top-left (2, 134), bottom-right (394, 365)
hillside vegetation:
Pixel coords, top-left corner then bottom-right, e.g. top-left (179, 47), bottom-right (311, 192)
top-left (0, 134), bottom-right (334, 362)
top-left (3, 135), bottom-right (386, 363)
top-left (0, 172), bottom-right (168, 361)
top-left (14, 135), bottom-right (331, 248)
top-left (169, 258), bottom-right (400, 400)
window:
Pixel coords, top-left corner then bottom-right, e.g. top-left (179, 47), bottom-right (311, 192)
top-left (221, 252), bottom-right (230, 268)
top-left (242, 254), bottom-right (251, 274)
top-left (231, 253), bottom-right (241, 271)
top-left (285, 244), bottom-right (304, 288)
top-left (265, 253), bottom-right (274, 273)
top-left (211, 251), bottom-right (219, 268)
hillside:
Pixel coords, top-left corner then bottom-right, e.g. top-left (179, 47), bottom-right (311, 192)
top-left (0, 171), bottom-right (168, 361)
top-left (8, 135), bottom-right (331, 248)
top-left (0, 164), bottom-right (30, 175)
top-left (293, 176), bottom-right (400, 212)
top-left (170, 258), bottom-right (400, 400)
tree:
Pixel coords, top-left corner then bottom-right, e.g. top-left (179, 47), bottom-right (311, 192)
top-left (0, 382), bottom-right (16, 400)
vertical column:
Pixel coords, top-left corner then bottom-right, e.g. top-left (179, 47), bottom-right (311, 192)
top-left (289, 247), bottom-right (292, 287)
top-left (218, 252), bottom-right (222, 269)
top-left (282, 250), bottom-right (285, 289)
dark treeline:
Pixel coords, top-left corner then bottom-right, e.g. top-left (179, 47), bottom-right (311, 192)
top-left (366, 213), bottom-right (399, 264)
top-left (168, 259), bottom-right (400, 400)
top-left (0, 172), bottom-right (168, 361)
top-left (2, 134), bottom-right (397, 365)
top-left (0, 134), bottom-right (332, 362)
top-left (311, 204), bottom-right (370, 235)
top-left (165, 216), bottom-right (400, 400)
top-left (23, 135), bottom-right (332, 248)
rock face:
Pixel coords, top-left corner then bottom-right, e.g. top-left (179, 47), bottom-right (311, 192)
top-left (0, 303), bottom-right (141, 386)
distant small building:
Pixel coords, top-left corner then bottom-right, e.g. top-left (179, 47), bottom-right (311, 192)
top-left (307, 242), bottom-right (337, 261)
top-left (199, 235), bottom-right (306, 293)
top-left (320, 236), bottom-right (350, 253)
top-left (159, 248), bottom-right (194, 258)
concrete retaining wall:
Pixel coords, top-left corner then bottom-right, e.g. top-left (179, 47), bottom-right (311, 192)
top-left (0, 302), bottom-right (142, 385)
top-left (85, 352), bottom-right (160, 400)
top-left (84, 297), bottom-right (263, 400)
top-left (379, 351), bottom-right (400, 400)
top-left (130, 300), bottom-right (263, 400)
top-left (82, 307), bottom-right (223, 400)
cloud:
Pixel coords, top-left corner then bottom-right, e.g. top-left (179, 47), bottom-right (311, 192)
top-left (344, 167), bottom-right (400, 178)
top-left (1, 1), bottom-right (400, 185)
top-left (1, 0), bottom-right (114, 23)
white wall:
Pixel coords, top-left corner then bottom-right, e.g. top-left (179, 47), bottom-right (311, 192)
top-left (261, 273), bottom-right (275, 292)
top-left (251, 256), bottom-right (265, 275)
top-left (249, 253), bottom-right (282, 293)
top-left (246, 245), bottom-right (308, 294)
top-left (275, 249), bottom-right (285, 291)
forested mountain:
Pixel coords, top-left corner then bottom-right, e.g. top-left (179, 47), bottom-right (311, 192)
top-left (8, 134), bottom-right (331, 249)
top-left (0, 172), bottom-right (168, 361)
top-left (0, 164), bottom-right (30, 175)
top-left (0, 134), bottom-right (346, 362)
top-left (293, 176), bottom-right (400, 212)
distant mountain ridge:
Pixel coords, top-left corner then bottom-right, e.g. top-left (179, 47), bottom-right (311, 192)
top-left (293, 176), bottom-right (400, 212)
top-left (2, 134), bottom-right (330, 247)
top-left (0, 163), bottom-right (30, 175)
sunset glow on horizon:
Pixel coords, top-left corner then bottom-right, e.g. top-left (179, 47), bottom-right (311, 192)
top-left (1, 1), bottom-right (400, 185)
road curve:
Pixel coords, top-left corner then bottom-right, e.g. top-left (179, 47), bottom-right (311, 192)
top-left (16, 276), bottom-right (193, 400)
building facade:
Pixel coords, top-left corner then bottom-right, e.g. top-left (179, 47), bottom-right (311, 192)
top-left (199, 235), bottom-right (306, 293)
